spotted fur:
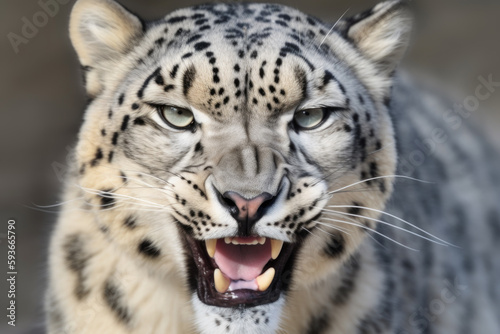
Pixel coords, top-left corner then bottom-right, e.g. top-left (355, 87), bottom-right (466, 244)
top-left (46, 1), bottom-right (500, 333)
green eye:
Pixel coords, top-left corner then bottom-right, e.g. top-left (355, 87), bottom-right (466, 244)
top-left (293, 108), bottom-right (326, 130)
top-left (158, 106), bottom-right (194, 129)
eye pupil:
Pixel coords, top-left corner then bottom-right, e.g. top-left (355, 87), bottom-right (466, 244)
top-left (158, 105), bottom-right (194, 129)
top-left (293, 108), bottom-right (325, 130)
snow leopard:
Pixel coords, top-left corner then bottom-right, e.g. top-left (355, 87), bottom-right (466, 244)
top-left (46, 0), bottom-right (500, 333)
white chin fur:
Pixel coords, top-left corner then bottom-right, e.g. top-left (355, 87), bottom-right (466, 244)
top-left (191, 294), bottom-right (284, 334)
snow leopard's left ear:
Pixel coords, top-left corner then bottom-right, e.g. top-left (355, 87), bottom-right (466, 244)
top-left (343, 0), bottom-right (412, 75)
top-left (70, 0), bottom-right (144, 96)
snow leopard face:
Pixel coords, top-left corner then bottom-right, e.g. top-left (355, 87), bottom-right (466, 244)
top-left (68, 0), bottom-right (410, 332)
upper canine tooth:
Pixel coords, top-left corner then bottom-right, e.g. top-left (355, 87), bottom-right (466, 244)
top-left (214, 269), bottom-right (231, 293)
top-left (271, 239), bottom-right (284, 260)
top-left (205, 239), bottom-right (217, 258)
top-left (224, 237), bottom-right (232, 244)
top-left (258, 237), bottom-right (266, 245)
top-left (256, 267), bottom-right (275, 292)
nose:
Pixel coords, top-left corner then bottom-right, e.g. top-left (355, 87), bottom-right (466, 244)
top-left (220, 191), bottom-right (275, 236)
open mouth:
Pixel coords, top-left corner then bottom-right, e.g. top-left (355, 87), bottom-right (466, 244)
top-left (183, 234), bottom-right (296, 307)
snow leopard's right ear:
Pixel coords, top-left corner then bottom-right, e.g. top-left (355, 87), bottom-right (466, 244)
top-left (70, 0), bottom-right (143, 95)
top-left (341, 0), bottom-right (412, 76)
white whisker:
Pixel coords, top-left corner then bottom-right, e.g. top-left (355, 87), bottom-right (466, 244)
top-left (324, 205), bottom-right (455, 247)
top-left (320, 209), bottom-right (449, 247)
top-left (319, 8), bottom-right (350, 47)
top-left (328, 175), bottom-right (434, 195)
top-left (314, 218), bottom-right (419, 252)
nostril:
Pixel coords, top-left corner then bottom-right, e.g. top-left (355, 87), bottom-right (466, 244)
top-left (218, 193), bottom-right (239, 215)
top-left (223, 191), bottom-right (274, 221)
top-left (217, 190), bottom-right (278, 236)
top-left (258, 196), bottom-right (276, 214)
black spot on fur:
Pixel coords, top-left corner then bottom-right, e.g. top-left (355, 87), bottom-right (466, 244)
top-left (103, 279), bottom-right (131, 324)
top-left (338, 82), bottom-right (346, 94)
top-left (138, 239), bottom-right (161, 258)
top-left (112, 132), bottom-right (119, 146)
top-left (168, 16), bottom-right (187, 24)
top-left (134, 117), bottom-right (145, 125)
top-left (320, 70), bottom-right (335, 90)
top-left (155, 37), bottom-right (165, 46)
top-left (119, 170), bottom-right (127, 183)
top-left (118, 93), bottom-right (124, 105)
top-left (194, 142), bottom-right (204, 154)
top-left (370, 162), bottom-right (378, 178)
top-left (379, 180), bottom-right (386, 193)
top-left (170, 64), bottom-right (180, 79)
top-left (99, 189), bottom-right (115, 208)
top-left (183, 66), bottom-right (197, 96)
top-left (324, 233), bottom-right (345, 258)
top-left (187, 34), bottom-right (202, 44)
top-left (124, 216), bottom-right (136, 229)
top-left (294, 67), bottom-right (308, 101)
top-left (137, 67), bottom-right (161, 99)
top-left (121, 115), bottom-right (130, 131)
top-left (358, 94), bottom-right (365, 105)
top-left (63, 234), bottom-right (91, 299)
top-left (348, 202), bottom-right (362, 215)
top-left (194, 41), bottom-right (211, 51)
top-left (332, 255), bottom-right (361, 305)
top-left (384, 96), bottom-right (391, 107)
top-left (305, 312), bottom-right (330, 334)
top-left (90, 148), bottom-right (103, 167)
top-left (155, 74), bottom-right (164, 85)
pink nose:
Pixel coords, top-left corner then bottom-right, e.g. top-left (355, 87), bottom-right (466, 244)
top-left (224, 192), bottom-right (271, 221)
top-left (222, 191), bottom-right (274, 235)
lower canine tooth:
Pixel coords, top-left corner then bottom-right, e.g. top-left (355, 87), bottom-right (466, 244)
top-left (271, 239), bottom-right (284, 260)
top-left (205, 239), bottom-right (217, 258)
top-left (214, 269), bottom-right (231, 293)
top-left (256, 267), bottom-right (275, 292)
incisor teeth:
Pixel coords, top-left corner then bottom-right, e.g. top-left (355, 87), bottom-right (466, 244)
top-left (214, 269), bottom-right (231, 293)
top-left (258, 237), bottom-right (266, 245)
top-left (256, 267), bottom-right (275, 292)
top-left (205, 239), bottom-right (216, 258)
top-left (270, 239), bottom-right (284, 260)
top-left (224, 237), bottom-right (232, 244)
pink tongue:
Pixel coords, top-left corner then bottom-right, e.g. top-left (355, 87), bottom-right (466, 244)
top-left (214, 238), bottom-right (272, 281)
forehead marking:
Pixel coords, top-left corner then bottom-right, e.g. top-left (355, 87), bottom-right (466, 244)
top-left (138, 67), bottom-right (161, 99)
top-left (183, 66), bottom-right (197, 97)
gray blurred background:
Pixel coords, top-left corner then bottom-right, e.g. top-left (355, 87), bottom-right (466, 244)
top-left (1, 0), bottom-right (499, 332)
